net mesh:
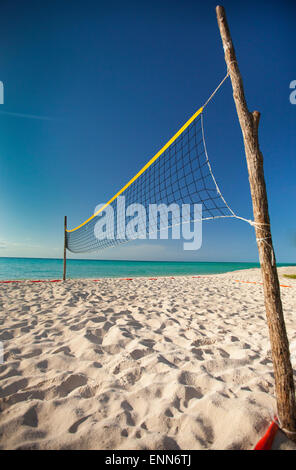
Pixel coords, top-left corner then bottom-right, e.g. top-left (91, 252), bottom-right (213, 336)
top-left (66, 109), bottom-right (235, 253)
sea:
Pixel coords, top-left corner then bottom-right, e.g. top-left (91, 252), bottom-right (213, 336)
top-left (0, 257), bottom-right (295, 281)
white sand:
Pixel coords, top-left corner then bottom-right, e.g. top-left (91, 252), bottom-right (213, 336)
top-left (0, 266), bottom-right (295, 450)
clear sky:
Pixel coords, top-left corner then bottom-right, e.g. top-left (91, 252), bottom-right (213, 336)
top-left (0, 0), bottom-right (295, 262)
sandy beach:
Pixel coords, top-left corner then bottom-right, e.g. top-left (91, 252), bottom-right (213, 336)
top-left (0, 266), bottom-right (295, 450)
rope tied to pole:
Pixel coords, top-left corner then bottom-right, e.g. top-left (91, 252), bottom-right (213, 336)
top-left (276, 414), bottom-right (296, 437)
top-left (256, 236), bottom-right (275, 266)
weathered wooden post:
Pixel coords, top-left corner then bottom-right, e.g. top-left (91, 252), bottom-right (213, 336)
top-left (63, 216), bottom-right (67, 281)
top-left (216, 5), bottom-right (296, 440)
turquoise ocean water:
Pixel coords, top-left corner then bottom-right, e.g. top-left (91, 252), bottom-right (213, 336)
top-left (0, 257), bottom-right (295, 281)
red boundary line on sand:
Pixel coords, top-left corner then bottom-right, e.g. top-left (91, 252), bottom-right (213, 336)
top-left (253, 420), bottom-right (279, 450)
top-left (0, 279), bottom-right (62, 284)
top-left (235, 279), bottom-right (291, 288)
top-left (0, 276), bottom-right (201, 283)
top-left (5, 277), bottom-right (290, 288)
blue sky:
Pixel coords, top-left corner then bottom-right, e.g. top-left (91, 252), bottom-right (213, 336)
top-left (0, 0), bottom-right (295, 262)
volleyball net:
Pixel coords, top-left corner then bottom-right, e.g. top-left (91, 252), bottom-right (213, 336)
top-left (66, 73), bottom-right (244, 254)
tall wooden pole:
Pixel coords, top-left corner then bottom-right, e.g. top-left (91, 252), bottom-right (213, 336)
top-left (63, 216), bottom-right (67, 281)
top-left (216, 5), bottom-right (296, 439)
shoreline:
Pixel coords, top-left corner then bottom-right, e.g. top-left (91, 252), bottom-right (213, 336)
top-left (1, 258), bottom-right (296, 282)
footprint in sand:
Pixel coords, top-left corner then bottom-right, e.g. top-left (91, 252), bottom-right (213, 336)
top-left (36, 360), bottom-right (48, 372)
top-left (68, 415), bottom-right (91, 434)
top-left (0, 378), bottom-right (28, 398)
top-left (23, 405), bottom-right (38, 428)
top-left (56, 374), bottom-right (88, 397)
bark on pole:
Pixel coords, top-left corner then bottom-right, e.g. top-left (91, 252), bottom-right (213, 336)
top-left (63, 216), bottom-right (67, 281)
top-left (216, 5), bottom-right (296, 439)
